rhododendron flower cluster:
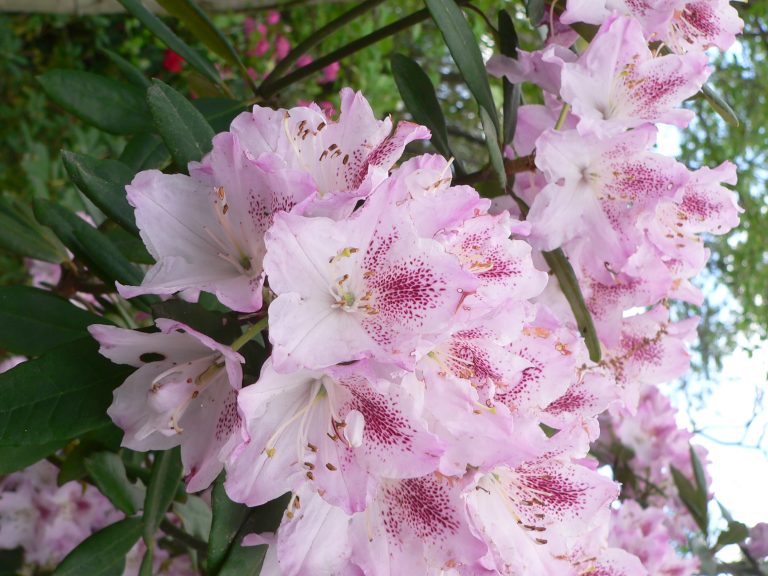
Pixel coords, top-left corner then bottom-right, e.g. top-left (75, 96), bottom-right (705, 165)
top-left (80, 2), bottom-right (746, 574)
top-left (0, 461), bottom-right (196, 575)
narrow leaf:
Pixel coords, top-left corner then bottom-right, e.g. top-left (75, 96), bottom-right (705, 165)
top-left (498, 10), bottom-right (521, 145)
top-left (0, 338), bottom-right (133, 446)
top-left (480, 107), bottom-right (506, 188)
top-left (207, 474), bottom-right (250, 574)
top-left (120, 133), bottom-right (171, 172)
top-left (0, 285), bottom-right (104, 356)
top-left (542, 249), bottom-right (602, 362)
top-left (102, 48), bottom-right (150, 88)
top-left (52, 518), bottom-right (143, 576)
top-left (716, 521), bottom-right (749, 550)
top-left (33, 200), bottom-right (143, 287)
top-left (671, 465), bottom-right (708, 534)
top-left (0, 198), bottom-right (67, 264)
top-left (174, 495), bottom-right (212, 541)
top-left (0, 442), bottom-right (62, 474)
top-left (425, 0), bottom-right (499, 133)
top-left (147, 80), bottom-right (215, 168)
top-left (390, 53), bottom-right (462, 172)
top-left (117, 0), bottom-right (222, 86)
top-left (216, 541), bottom-right (266, 576)
top-left (702, 83), bottom-right (740, 127)
top-left (156, 0), bottom-right (246, 71)
top-left (526, 0), bottom-right (546, 26)
top-left (61, 151), bottom-right (138, 235)
top-left (85, 451), bottom-right (146, 515)
top-left (38, 70), bottom-right (153, 135)
top-left (143, 447), bottom-right (184, 544)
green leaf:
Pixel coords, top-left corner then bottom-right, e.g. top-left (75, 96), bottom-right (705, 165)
top-left (101, 222), bottom-right (154, 265)
top-left (138, 548), bottom-right (153, 576)
top-left (156, 0), bottom-right (246, 72)
top-left (85, 451), bottom-right (146, 515)
top-left (38, 70), bottom-right (153, 135)
top-left (61, 151), bottom-right (138, 235)
top-left (33, 200), bottom-right (144, 287)
top-left (0, 442), bottom-right (62, 474)
top-left (120, 133), bottom-right (171, 172)
top-left (0, 198), bottom-right (66, 263)
top-left (480, 107), bottom-right (506, 188)
top-left (0, 338), bottom-right (133, 446)
top-left (390, 53), bottom-right (462, 173)
top-left (174, 495), bottom-right (212, 542)
top-left (102, 48), bottom-right (151, 88)
top-left (143, 447), bottom-right (184, 544)
top-left (498, 10), bottom-right (521, 146)
top-left (702, 83), bottom-right (739, 127)
top-left (193, 98), bottom-right (248, 133)
top-left (671, 465), bottom-right (708, 534)
top-left (0, 285), bottom-right (103, 356)
top-left (117, 0), bottom-right (221, 87)
top-left (52, 518), bottom-right (143, 576)
top-left (526, 0), bottom-right (546, 26)
top-left (716, 520), bottom-right (749, 550)
top-left (147, 80), bottom-right (215, 168)
top-left (207, 474), bottom-right (250, 574)
top-left (424, 0), bottom-right (499, 134)
top-left (542, 249), bottom-right (602, 363)
top-left (151, 300), bottom-right (239, 343)
top-left (0, 548), bottom-right (24, 576)
top-left (216, 541), bottom-right (267, 576)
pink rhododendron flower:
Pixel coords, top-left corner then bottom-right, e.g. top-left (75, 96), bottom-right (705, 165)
top-left (90, 320), bottom-right (244, 492)
top-left (275, 35), bottom-right (291, 60)
top-left (560, 15), bottom-right (710, 136)
top-left (0, 461), bottom-right (122, 568)
top-left (319, 61), bottom-right (341, 84)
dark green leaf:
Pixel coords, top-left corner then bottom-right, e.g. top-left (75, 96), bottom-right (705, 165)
top-left (498, 10), bottom-right (521, 145)
top-left (671, 465), bottom-right (708, 534)
top-left (61, 151), bottom-right (137, 235)
top-left (0, 442), bottom-right (62, 474)
top-left (390, 53), bottom-right (461, 172)
top-left (542, 249), bottom-right (602, 363)
top-left (38, 70), bottom-right (153, 135)
top-left (0, 548), bottom-right (23, 576)
top-left (147, 80), bottom-right (215, 168)
top-left (120, 133), bottom-right (171, 172)
top-left (424, 0), bottom-right (499, 133)
top-left (216, 541), bottom-right (266, 576)
top-left (0, 285), bottom-right (103, 356)
top-left (101, 222), bottom-right (154, 265)
top-left (526, 0), bottom-right (546, 26)
top-left (193, 98), bottom-right (248, 133)
top-left (117, 0), bottom-right (221, 86)
top-left (0, 198), bottom-right (66, 263)
top-left (690, 445), bottom-right (709, 500)
top-left (0, 338), bottom-right (133, 446)
top-left (156, 0), bottom-right (246, 71)
top-left (85, 451), bottom-right (146, 515)
top-left (716, 521), bottom-right (749, 549)
top-left (151, 300), bottom-right (239, 343)
top-left (139, 548), bottom-right (153, 576)
top-left (174, 495), bottom-right (212, 542)
top-left (480, 107), bottom-right (506, 188)
top-left (702, 83), bottom-right (739, 127)
top-left (143, 447), bottom-right (184, 544)
top-left (33, 200), bottom-right (144, 287)
top-left (102, 48), bottom-right (150, 88)
top-left (207, 473), bottom-right (250, 574)
top-left (52, 518), bottom-right (143, 576)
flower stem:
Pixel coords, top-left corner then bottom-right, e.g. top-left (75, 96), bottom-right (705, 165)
top-left (261, 0), bottom-right (387, 90)
top-left (231, 316), bottom-right (268, 351)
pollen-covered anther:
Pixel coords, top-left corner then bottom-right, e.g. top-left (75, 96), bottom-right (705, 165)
top-left (325, 463), bottom-right (338, 471)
